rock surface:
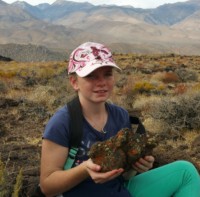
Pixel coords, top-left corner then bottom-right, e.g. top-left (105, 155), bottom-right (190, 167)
top-left (88, 128), bottom-right (147, 172)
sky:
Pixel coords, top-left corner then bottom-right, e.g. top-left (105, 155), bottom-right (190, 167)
top-left (3, 0), bottom-right (189, 8)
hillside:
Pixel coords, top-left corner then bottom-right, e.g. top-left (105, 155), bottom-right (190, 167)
top-left (0, 43), bottom-right (66, 62)
top-left (0, 0), bottom-right (200, 56)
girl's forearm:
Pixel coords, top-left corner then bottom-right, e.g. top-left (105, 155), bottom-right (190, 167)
top-left (40, 161), bottom-right (89, 196)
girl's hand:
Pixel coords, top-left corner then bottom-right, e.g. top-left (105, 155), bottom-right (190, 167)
top-left (85, 159), bottom-right (124, 183)
top-left (132, 156), bottom-right (155, 173)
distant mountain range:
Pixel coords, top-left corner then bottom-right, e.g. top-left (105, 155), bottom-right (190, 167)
top-left (0, 0), bottom-right (200, 60)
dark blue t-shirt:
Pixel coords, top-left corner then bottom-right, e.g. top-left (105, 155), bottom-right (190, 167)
top-left (43, 103), bottom-right (132, 197)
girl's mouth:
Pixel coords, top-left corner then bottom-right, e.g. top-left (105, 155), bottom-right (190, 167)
top-left (94, 90), bottom-right (107, 93)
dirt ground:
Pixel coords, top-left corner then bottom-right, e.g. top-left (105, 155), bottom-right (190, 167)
top-left (0, 98), bottom-right (45, 196)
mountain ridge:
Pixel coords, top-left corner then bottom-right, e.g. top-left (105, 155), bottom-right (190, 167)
top-left (0, 0), bottom-right (200, 61)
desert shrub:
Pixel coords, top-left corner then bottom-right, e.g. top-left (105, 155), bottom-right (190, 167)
top-left (26, 85), bottom-right (57, 109)
top-left (0, 80), bottom-right (7, 93)
top-left (37, 67), bottom-right (55, 79)
top-left (147, 92), bottom-right (200, 132)
top-left (173, 83), bottom-right (188, 95)
top-left (117, 74), bottom-right (134, 94)
top-left (150, 72), bottom-right (164, 82)
top-left (151, 71), bottom-right (181, 84)
top-left (162, 72), bottom-right (180, 83)
top-left (17, 69), bottom-right (30, 78)
top-left (132, 95), bottom-right (161, 115)
top-left (192, 83), bottom-right (200, 92)
top-left (121, 74), bottom-right (137, 93)
top-left (132, 81), bottom-right (165, 95)
top-left (25, 76), bottom-right (37, 86)
top-left (133, 81), bottom-right (155, 94)
top-left (175, 68), bottom-right (198, 82)
top-left (17, 69), bottom-right (37, 87)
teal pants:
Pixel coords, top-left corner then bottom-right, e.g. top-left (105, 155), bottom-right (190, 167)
top-left (125, 161), bottom-right (200, 197)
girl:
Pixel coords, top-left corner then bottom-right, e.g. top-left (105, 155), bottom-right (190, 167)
top-left (40, 42), bottom-right (200, 197)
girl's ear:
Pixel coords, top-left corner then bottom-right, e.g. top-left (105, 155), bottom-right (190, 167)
top-left (69, 75), bottom-right (79, 91)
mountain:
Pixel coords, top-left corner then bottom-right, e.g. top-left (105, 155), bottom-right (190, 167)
top-left (0, 43), bottom-right (66, 62)
top-left (0, 2), bottom-right (35, 22)
top-left (36, 3), bottom-right (51, 10)
top-left (145, 1), bottom-right (200, 25)
top-left (0, 0), bottom-right (200, 59)
top-left (43, 0), bottom-right (94, 21)
top-left (12, 1), bottom-right (45, 19)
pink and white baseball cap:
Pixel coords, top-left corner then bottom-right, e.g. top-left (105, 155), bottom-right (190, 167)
top-left (68, 42), bottom-right (121, 77)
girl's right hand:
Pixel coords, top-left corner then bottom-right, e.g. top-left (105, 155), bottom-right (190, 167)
top-left (85, 159), bottom-right (124, 184)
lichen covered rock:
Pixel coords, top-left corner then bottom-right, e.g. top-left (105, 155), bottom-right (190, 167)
top-left (88, 128), bottom-right (147, 172)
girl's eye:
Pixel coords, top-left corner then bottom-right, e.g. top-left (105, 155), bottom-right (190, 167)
top-left (105, 72), bottom-right (113, 77)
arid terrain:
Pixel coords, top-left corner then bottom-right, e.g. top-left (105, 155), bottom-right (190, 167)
top-left (0, 53), bottom-right (200, 196)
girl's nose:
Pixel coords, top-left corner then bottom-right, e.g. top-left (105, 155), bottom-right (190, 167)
top-left (96, 75), bottom-right (106, 86)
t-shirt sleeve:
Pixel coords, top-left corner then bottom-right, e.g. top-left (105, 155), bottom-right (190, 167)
top-left (43, 106), bottom-right (70, 148)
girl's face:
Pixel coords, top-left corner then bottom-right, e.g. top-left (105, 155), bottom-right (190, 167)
top-left (70, 67), bottom-right (115, 103)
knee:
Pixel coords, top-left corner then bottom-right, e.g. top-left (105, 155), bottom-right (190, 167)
top-left (173, 160), bottom-right (199, 175)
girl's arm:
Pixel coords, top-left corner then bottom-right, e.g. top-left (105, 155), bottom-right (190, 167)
top-left (40, 139), bottom-right (125, 196)
top-left (40, 139), bottom-right (89, 197)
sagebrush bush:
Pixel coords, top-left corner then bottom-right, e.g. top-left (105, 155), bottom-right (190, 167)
top-left (17, 69), bottom-right (37, 87)
top-left (147, 92), bottom-right (200, 132)
top-left (175, 68), bottom-right (198, 82)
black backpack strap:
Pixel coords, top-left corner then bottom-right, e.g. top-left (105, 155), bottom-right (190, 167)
top-left (129, 116), bottom-right (146, 134)
top-left (67, 96), bottom-right (83, 147)
top-left (64, 96), bottom-right (83, 170)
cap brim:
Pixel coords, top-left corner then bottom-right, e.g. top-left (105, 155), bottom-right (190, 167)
top-left (76, 63), bottom-right (121, 77)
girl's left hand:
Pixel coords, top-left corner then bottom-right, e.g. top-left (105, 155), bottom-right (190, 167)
top-left (132, 156), bottom-right (155, 173)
